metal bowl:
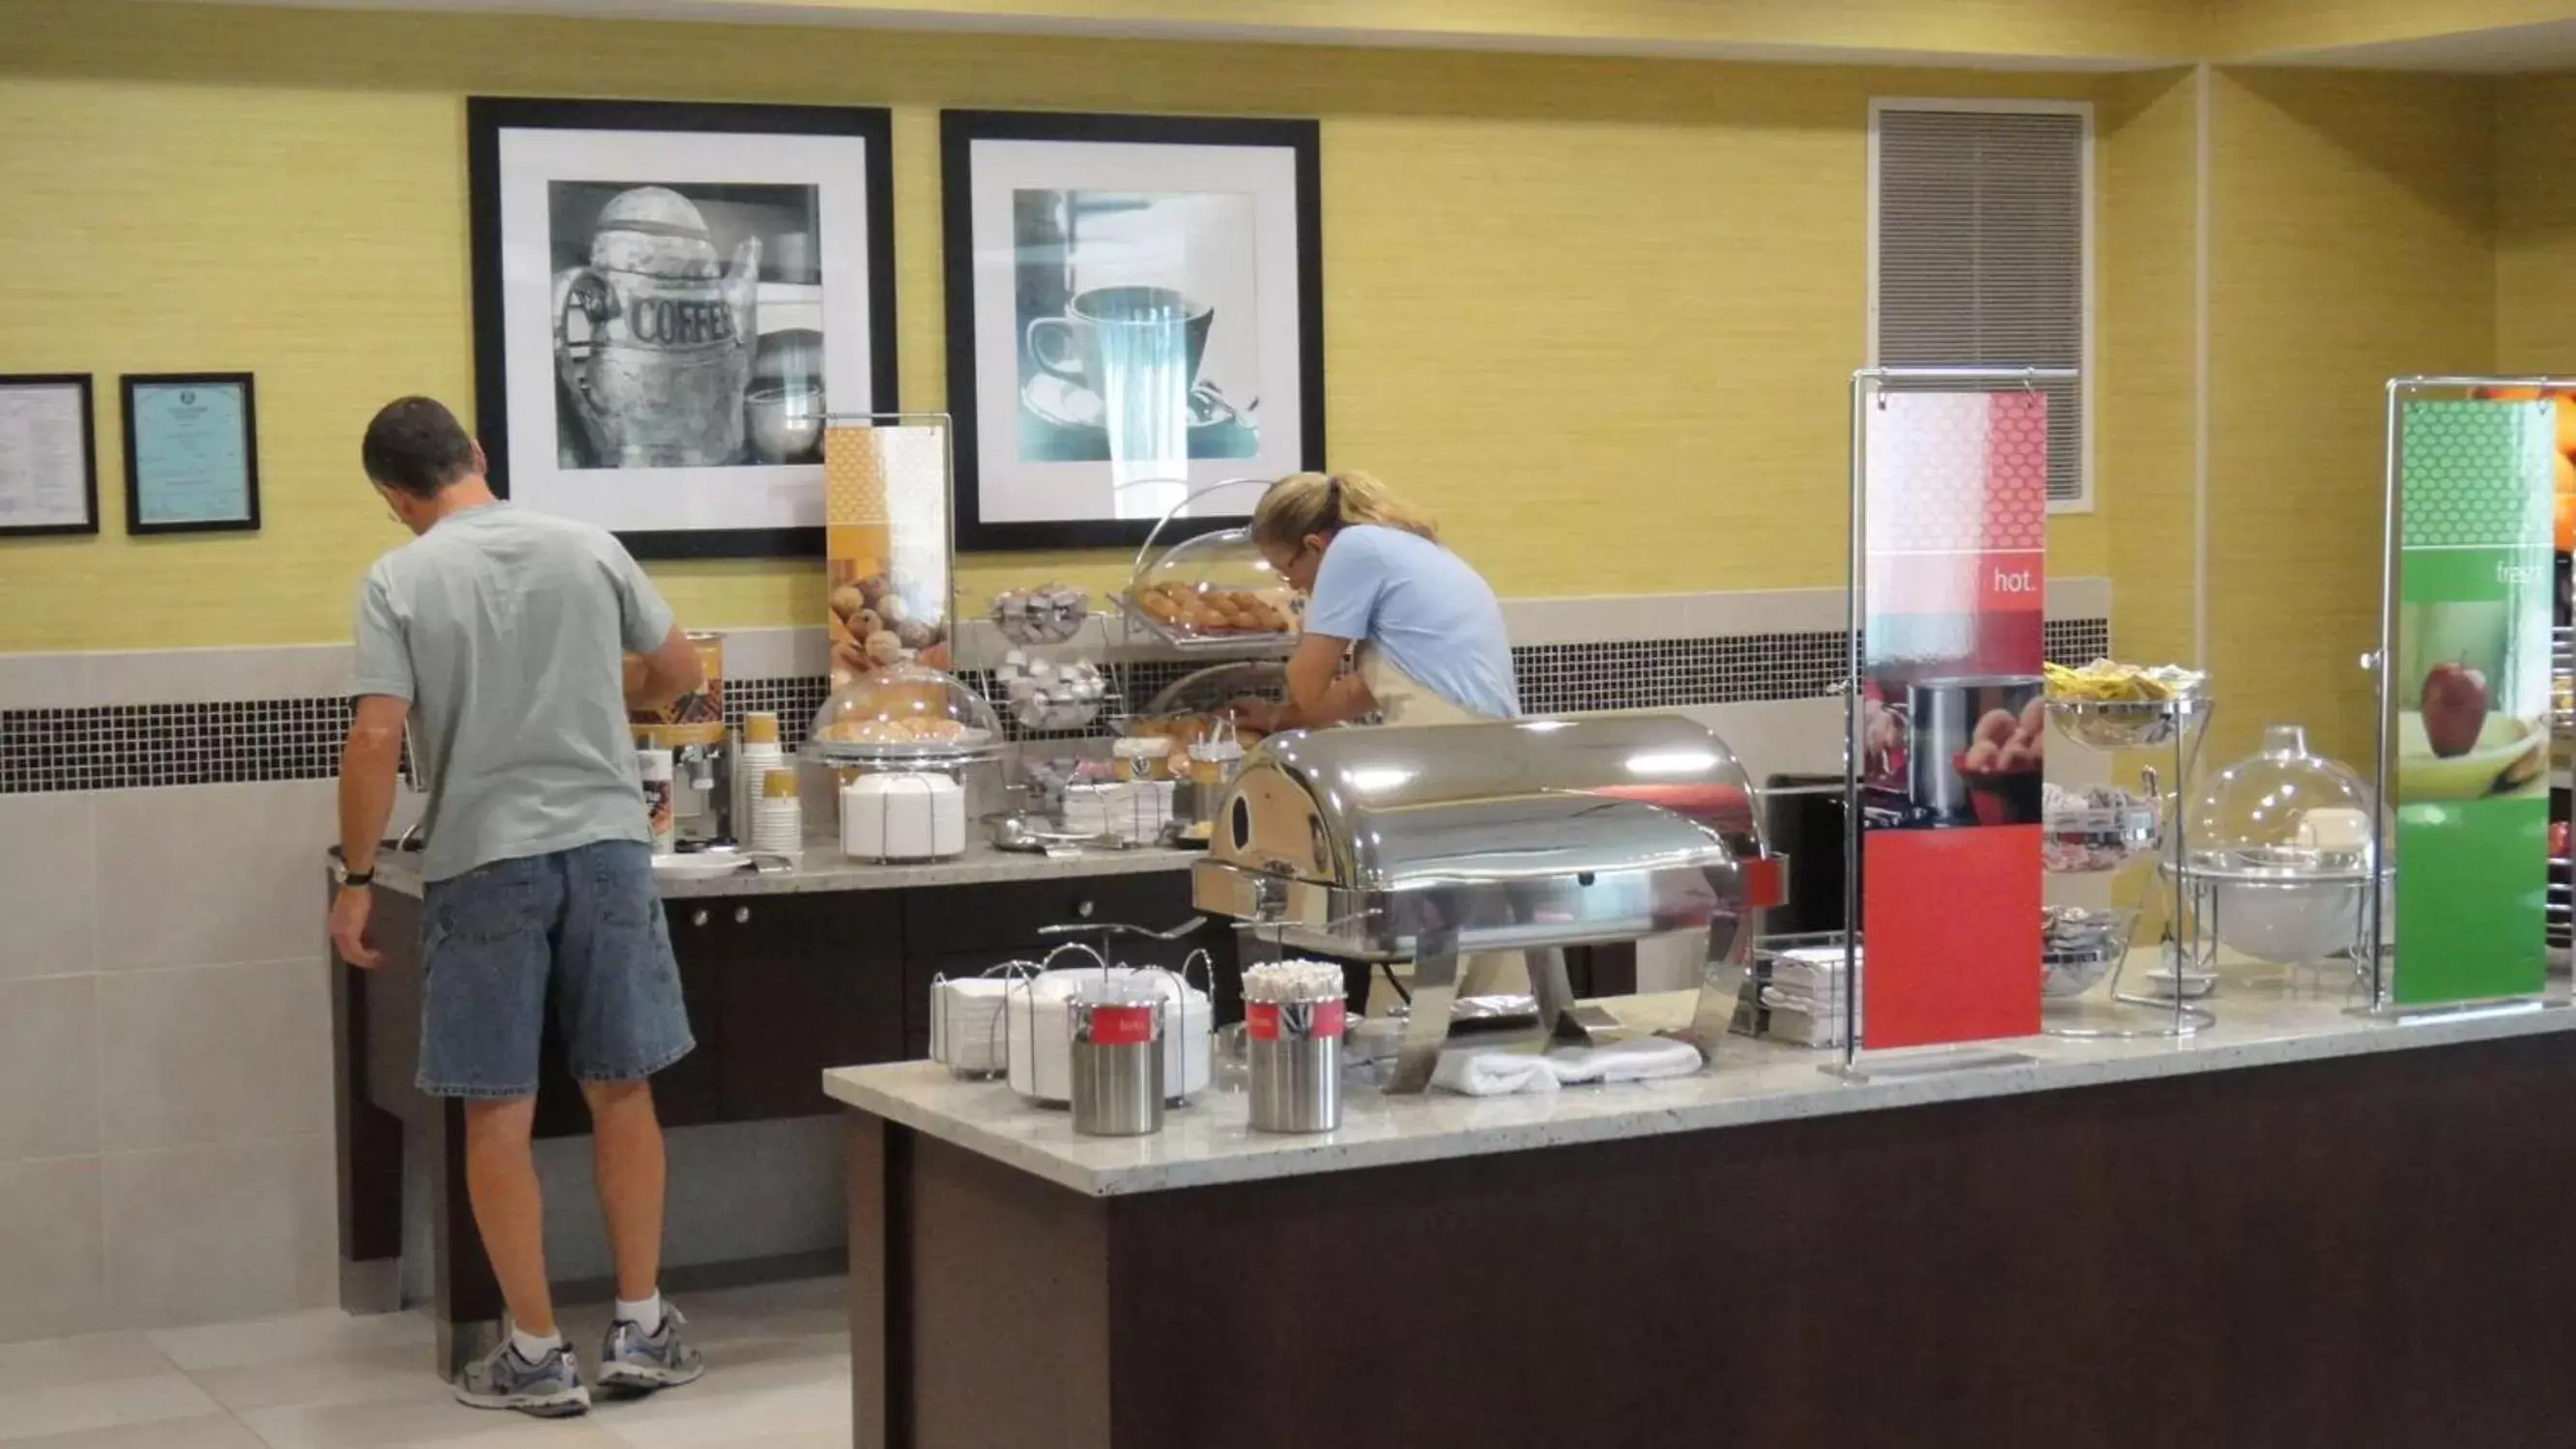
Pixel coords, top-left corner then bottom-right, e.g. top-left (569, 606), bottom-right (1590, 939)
top-left (2043, 905), bottom-right (2137, 998)
top-left (2047, 695), bottom-right (2208, 752)
top-left (2042, 799), bottom-right (2163, 873)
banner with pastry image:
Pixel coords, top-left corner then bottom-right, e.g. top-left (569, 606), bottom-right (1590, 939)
top-left (1856, 389), bottom-right (2046, 1050)
top-left (825, 421), bottom-right (954, 688)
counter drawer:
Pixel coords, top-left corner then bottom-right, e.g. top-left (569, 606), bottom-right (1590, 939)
top-left (899, 870), bottom-right (1205, 956)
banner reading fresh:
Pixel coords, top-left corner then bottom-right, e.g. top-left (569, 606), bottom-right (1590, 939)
top-left (2393, 398), bottom-right (2554, 1005)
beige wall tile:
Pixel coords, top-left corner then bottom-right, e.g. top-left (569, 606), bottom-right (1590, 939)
top-left (0, 794), bottom-right (93, 981)
top-left (103, 1134), bottom-right (336, 1328)
top-left (99, 960), bottom-right (330, 1153)
top-left (0, 1160), bottom-right (107, 1345)
top-left (0, 978), bottom-right (99, 1162)
top-left (91, 781), bottom-right (334, 973)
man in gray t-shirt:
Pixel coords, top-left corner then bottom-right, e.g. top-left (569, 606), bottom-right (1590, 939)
top-left (329, 397), bottom-right (707, 1416)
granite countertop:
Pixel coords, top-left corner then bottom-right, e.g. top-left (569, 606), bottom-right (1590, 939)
top-left (822, 981), bottom-right (2576, 1198)
top-left (362, 838), bottom-right (1201, 899)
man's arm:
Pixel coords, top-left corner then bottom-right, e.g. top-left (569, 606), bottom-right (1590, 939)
top-left (625, 625), bottom-right (707, 713)
top-left (330, 693), bottom-right (408, 968)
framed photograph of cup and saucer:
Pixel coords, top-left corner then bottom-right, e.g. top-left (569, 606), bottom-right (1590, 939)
top-left (940, 109), bottom-right (1324, 551)
top-left (467, 97), bottom-right (899, 559)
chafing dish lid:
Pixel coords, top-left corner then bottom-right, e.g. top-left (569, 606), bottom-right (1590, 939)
top-left (1211, 714), bottom-right (1761, 890)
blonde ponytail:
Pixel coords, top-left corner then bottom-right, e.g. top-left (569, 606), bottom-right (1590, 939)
top-left (1250, 471), bottom-right (1438, 552)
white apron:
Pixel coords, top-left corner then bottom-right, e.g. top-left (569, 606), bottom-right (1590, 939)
top-left (1353, 645), bottom-right (1530, 1006)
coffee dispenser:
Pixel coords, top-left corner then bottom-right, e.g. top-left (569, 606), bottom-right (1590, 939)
top-left (630, 631), bottom-right (734, 848)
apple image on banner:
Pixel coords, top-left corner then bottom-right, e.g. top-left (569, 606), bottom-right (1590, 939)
top-left (2420, 662), bottom-right (2489, 759)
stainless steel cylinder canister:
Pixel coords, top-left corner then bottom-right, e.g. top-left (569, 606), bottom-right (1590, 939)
top-left (1068, 996), bottom-right (1165, 1137)
top-left (1247, 999), bottom-right (1344, 1134)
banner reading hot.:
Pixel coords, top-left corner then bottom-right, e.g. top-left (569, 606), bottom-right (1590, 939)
top-left (1858, 391), bottom-right (2047, 1048)
top-left (2393, 400), bottom-right (2554, 1006)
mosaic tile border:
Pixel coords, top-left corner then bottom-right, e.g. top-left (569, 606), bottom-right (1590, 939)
top-left (0, 618), bottom-right (2109, 795)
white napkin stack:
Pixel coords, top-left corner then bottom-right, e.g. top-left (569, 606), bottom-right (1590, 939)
top-left (1061, 781), bottom-right (1174, 843)
top-left (1762, 945), bottom-right (1861, 1048)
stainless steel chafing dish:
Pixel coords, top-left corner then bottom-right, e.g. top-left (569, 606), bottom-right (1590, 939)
top-left (1193, 715), bottom-right (1786, 1091)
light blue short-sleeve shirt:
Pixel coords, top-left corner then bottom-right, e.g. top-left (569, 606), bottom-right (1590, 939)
top-left (352, 502), bottom-right (675, 882)
top-left (1301, 525), bottom-right (1520, 719)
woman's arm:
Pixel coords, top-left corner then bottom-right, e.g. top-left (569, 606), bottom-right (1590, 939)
top-left (1231, 633), bottom-right (1374, 732)
top-left (1279, 633), bottom-right (1374, 727)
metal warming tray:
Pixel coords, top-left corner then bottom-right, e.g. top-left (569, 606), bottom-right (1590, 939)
top-left (1193, 715), bottom-right (1785, 1090)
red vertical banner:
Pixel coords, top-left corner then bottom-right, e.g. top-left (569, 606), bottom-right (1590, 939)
top-left (1857, 391), bottom-right (2046, 1049)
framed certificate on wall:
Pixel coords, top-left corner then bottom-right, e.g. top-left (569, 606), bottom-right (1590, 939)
top-left (0, 374), bottom-right (100, 537)
top-left (121, 373), bottom-right (260, 534)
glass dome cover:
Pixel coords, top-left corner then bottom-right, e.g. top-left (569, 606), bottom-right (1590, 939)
top-left (1125, 526), bottom-right (1301, 644)
top-left (804, 662), bottom-right (1002, 765)
top-left (2185, 724), bottom-right (2387, 877)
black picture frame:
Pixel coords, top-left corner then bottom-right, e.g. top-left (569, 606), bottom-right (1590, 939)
top-left (941, 109), bottom-right (1326, 553)
top-left (0, 374), bottom-right (100, 538)
top-left (467, 97), bottom-right (901, 560)
top-left (120, 372), bottom-right (260, 536)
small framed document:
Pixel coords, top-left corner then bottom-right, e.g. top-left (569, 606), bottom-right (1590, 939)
top-left (122, 373), bottom-right (261, 535)
top-left (0, 375), bottom-right (100, 537)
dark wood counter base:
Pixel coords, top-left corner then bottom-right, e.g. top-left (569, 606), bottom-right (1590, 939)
top-left (331, 867), bottom-right (1230, 1378)
top-left (846, 1030), bottom-right (2576, 1448)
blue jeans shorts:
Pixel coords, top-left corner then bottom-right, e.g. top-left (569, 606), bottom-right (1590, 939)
top-left (417, 840), bottom-right (695, 1098)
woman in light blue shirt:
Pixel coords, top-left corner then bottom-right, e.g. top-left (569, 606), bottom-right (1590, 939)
top-left (1235, 471), bottom-right (1519, 732)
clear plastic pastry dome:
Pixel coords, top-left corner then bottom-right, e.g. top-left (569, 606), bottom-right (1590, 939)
top-left (803, 662), bottom-right (1002, 766)
top-left (2185, 724), bottom-right (2387, 872)
top-left (1125, 526), bottom-right (1301, 642)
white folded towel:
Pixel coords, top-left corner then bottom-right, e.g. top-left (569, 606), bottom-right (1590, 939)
top-left (1549, 1037), bottom-right (1704, 1084)
top-left (1429, 1049), bottom-right (1560, 1096)
top-left (1428, 1037), bottom-right (1704, 1094)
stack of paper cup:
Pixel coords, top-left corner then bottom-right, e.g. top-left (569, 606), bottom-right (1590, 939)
top-left (733, 712), bottom-right (784, 836)
top-left (750, 768), bottom-right (804, 855)
top-left (638, 749), bottom-right (675, 854)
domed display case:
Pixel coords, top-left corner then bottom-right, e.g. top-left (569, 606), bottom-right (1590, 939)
top-left (803, 662), bottom-right (1004, 769)
top-left (1118, 477), bottom-right (1302, 653)
top-left (2175, 724), bottom-right (2390, 971)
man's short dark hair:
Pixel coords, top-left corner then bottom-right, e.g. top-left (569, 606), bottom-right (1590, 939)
top-left (362, 397), bottom-right (478, 498)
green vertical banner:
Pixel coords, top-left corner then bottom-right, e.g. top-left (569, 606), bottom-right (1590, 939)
top-left (2394, 399), bottom-right (2555, 1005)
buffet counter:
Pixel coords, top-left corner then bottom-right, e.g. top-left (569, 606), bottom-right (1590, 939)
top-left (365, 838), bottom-right (1204, 898)
top-left (830, 980), bottom-right (2576, 1449)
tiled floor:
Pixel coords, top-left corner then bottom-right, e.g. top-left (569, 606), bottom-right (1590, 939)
top-left (0, 1277), bottom-right (850, 1448)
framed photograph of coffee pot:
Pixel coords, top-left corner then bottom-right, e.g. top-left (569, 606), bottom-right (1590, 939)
top-left (468, 97), bottom-right (899, 559)
top-left (940, 109), bottom-right (1324, 551)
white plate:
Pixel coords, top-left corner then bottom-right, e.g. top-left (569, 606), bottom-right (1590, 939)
top-left (651, 851), bottom-right (754, 881)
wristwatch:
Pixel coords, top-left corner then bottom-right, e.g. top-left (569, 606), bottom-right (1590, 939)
top-left (332, 859), bottom-right (375, 889)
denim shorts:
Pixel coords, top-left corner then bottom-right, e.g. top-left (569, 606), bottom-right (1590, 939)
top-left (417, 839), bottom-right (695, 1098)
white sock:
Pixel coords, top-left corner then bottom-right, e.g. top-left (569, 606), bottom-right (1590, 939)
top-left (615, 1292), bottom-right (665, 1336)
top-left (510, 1325), bottom-right (563, 1363)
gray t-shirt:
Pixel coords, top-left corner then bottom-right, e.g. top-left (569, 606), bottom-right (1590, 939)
top-left (352, 502), bottom-right (674, 882)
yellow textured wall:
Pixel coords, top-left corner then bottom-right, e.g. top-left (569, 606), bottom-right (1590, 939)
top-left (2215, 0), bottom-right (2576, 60)
top-left (153, 0), bottom-right (2210, 67)
top-left (2206, 68), bottom-right (2497, 767)
top-left (2497, 72), bottom-right (2576, 374)
top-left (2100, 67), bottom-right (2202, 672)
top-left (0, 0), bottom-right (2124, 653)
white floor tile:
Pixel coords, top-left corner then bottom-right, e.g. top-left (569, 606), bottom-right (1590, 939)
top-left (151, 1307), bottom-right (434, 1374)
top-left (6, 1414), bottom-right (265, 1449)
top-left (239, 1395), bottom-right (634, 1449)
top-left (0, 1333), bottom-right (172, 1398)
top-left (0, 1373), bottom-right (219, 1443)
top-left (596, 1378), bottom-right (850, 1449)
